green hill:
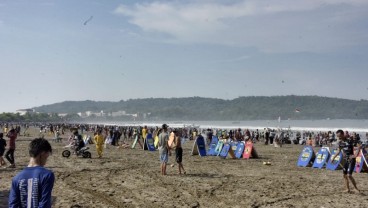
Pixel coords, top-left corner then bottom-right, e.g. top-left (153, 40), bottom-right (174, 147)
top-left (32, 96), bottom-right (368, 120)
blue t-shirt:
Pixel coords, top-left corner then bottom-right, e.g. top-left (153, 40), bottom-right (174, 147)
top-left (9, 166), bottom-right (54, 208)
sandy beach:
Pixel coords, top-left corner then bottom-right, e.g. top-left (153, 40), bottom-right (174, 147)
top-left (1, 131), bottom-right (368, 208)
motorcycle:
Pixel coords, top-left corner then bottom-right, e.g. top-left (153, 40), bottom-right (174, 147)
top-left (62, 145), bottom-right (92, 158)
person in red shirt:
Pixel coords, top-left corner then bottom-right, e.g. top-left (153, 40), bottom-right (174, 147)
top-left (5, 128), bottom-right (17, 168)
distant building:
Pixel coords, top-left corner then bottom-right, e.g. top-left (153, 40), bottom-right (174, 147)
top-left (58, 113), bottom-right (68, 117)
top-left (77, 110), bottom-right (108, 118)
top-left (77, 112), bottom-right (88, 118)
top-left (96, 111), bottom-right (105, 117)
top-left (77, 110), bottom-right (132, 118)
top-left (85, 111), bottom-right (93, 117)
top-left (111, 111), bottom-right (126, 117)
top-left (16, 109), bottom-right (35, 116)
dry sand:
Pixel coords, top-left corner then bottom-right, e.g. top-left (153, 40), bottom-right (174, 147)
top-left (1, 131), bottom-right (368, 208)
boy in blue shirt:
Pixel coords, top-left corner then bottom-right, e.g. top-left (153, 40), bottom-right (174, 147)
top-left (9, 138), bottom-right (54, 208)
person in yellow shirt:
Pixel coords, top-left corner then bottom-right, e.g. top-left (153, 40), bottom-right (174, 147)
top-left (142, 126), bottom-right (148, 140)
top-left (94, 130), bottom-right (104, 158)
top-left (153, 127), bottom-right (160, 149)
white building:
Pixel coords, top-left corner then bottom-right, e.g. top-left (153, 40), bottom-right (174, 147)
top-left (111, 111), bottom-right (126, 117)
top-left (16, 109), bottom-right (35, 116)
top-left (58, 113), bottom-right (68, 117)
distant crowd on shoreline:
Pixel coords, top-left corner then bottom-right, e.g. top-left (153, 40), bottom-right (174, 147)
top-left (1, 122), bottom-right (367, 148)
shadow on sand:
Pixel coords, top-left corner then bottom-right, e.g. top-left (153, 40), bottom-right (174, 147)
top-left (0, 190), bottom-right (57, 207)
top-left (0, 190), bottom-right (9, 208)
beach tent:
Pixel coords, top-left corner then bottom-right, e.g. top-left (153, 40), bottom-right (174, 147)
top-left (131, 134), bottom-right (140, 149)
top-left (144, 134), bottom-right (155, 151)
top-left (312, 147), bottom-right (330, 169)
top-left (297, 146), bottom-right (315, 167)
top-left (191, 135), bottom-right (207, 157)
top-left (231, 142), bottom-right (238, 155)
top-left (235, 142), bottom-right (246, 159)
top-left (243, 141), bottom-right (259, 159)
top-left (207, 136), bottom-right (219, 156)
top-left (214, 140), bottom-right (224, 156)
top-left (219, 143), bottom-right (236, 159)
top-left (355, 149), bottom-right (368, 173)
top-left (326, 149), bottom-right (343, 170)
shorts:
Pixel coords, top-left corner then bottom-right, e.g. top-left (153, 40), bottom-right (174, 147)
top-left (343, 158), bottom-right (356, 175)
top-left (175, 147), bottom-right (183, 163)
top-left (159, 150), bottom-right (168, 164)
top-left (0, 150), bottom-right (4, 157)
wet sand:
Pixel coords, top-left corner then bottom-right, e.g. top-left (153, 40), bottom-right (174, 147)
top-left (1, 132), bottom-right (368, 208)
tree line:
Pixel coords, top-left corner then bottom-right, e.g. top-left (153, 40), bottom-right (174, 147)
top-left (28, 96), bottom-right (368, 121)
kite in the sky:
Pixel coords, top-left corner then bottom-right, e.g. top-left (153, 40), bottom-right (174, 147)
top-left (295, 108), bottom-right (301, 113)
top-left (83, 16), bottom-right (93, 25)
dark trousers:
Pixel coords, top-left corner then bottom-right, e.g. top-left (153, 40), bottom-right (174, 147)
top-left (269, 137), bottom-right (274, 144)
top-left (5, 149), bottom-right (15, 164)
top-left (265, 134), bottom-right (270, 145)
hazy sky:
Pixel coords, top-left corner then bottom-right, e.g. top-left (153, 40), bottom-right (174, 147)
top-left (1, 0), bottom-right (368, 113)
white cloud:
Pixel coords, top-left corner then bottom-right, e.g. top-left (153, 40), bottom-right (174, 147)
top-left (114, 0), bottom-right (368, 53)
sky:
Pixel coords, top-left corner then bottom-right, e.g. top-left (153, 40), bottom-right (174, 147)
top-left (1, 0), bottom-right (368, 113)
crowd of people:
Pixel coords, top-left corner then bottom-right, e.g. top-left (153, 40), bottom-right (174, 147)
top-left (2, 122), bottom-right (367, 149)
top-left (1, 122), bottom-right (366, 170)
top-left (1, 121), bottom-right (367, 207)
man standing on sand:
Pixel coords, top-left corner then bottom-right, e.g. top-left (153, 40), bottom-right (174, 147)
top-left (331, 129), bottom-right (361, 193)
top-left (94, 130), bottom-right (104, 158)
top-left (264, 128), bottom-right (270, 145)
top-left (9, 138), bottom-right (54, 208)
top-left (158, 124), bottom-right (169, 175)
top-left (5, 128), bottom-right (17, 168)
top-left (173, 130), bottom-right (186, 175)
